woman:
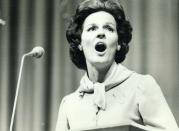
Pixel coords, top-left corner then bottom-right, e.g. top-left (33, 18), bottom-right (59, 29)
top-left (55, 0), bottom-right (179, 130)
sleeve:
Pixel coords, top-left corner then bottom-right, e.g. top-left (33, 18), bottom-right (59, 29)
top-left (137, 75), bottom-right (179, 131)
top-left (55, 96), bottom-right (70, 131)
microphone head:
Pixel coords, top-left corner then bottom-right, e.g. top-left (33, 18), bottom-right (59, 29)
top-left (30, 46), bottom-right (45, 58)
top-left (0, 19), bottom-right (6, 25)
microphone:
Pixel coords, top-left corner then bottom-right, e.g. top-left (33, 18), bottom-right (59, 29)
top-left (0, 19), bottom-right (6, 25)
top-left (9, 46), bottom-right (45, 131)
top-left (26, 46), bottom-right (45, 58)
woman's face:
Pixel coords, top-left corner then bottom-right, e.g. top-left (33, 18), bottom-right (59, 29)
top-left (81, 11), bottom-right (119, 69)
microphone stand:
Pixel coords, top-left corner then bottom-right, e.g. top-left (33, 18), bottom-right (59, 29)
top-left (9, 47), bottom-right (44, 131)
top-left (9, 53), bottom-right (31, 131)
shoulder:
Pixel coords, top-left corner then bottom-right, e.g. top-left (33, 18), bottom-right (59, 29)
top-left (130, 72), bottom-right (157, 84)
top-left (136, 74), bottom-right (161, 92)
top-left (60, 91), bottom-right (80, 106)
top-left (122, 72), bottom-right (156, 88)
top-left (129, 73), bottom-right (160, 90)
top-left (132, 73), bottom-right (165, 101)
top-left (130, 73), bottom-right (168, 111)
top-left (115, 65), bottom-right (162, 95)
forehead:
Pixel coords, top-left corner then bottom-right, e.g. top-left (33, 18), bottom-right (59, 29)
top-left (83, 11), bottom-right (116, 26)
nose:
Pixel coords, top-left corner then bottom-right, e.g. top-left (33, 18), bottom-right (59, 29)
top-left (97, 33), bottom-right (105, 39)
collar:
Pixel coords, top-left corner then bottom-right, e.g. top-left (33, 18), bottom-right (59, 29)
top-left (77, 62), bottom-right (134, 110)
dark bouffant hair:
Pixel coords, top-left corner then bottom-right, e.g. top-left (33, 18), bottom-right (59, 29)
top-left (66, 0), bottom-right (132, 70)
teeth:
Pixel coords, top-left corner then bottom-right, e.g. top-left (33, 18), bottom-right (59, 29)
top-left (95, 42), bottom-right (106, 52)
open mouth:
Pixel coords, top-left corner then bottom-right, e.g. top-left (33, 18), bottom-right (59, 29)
top-left (95, 42), bottom-right (106, 52)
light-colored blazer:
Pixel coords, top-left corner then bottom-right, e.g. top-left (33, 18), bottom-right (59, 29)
top-left (55, 64), bottom-right (179, 131)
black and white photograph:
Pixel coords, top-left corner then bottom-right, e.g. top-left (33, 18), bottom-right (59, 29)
top-left (0, 0), bottom-right (179, 131)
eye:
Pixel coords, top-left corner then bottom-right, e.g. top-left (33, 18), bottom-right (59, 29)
top-left (104, 25), bottom-right (114, 32)
top-left (87, 25), bottom-right (97, 32)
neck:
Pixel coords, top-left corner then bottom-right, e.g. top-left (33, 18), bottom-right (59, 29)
top-left (86, 62), bottom-right (113, 83)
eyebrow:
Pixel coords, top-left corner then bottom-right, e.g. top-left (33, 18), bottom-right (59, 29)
top-left (85, 22), bottom-right (115, 27)
top-left (85, 23), bottom-right (96, 27)
top-left (105, 22), bottom-right (115, 27)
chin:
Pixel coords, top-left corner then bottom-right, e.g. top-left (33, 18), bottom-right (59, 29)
top-left (91, 59), bottom-right (113, 68)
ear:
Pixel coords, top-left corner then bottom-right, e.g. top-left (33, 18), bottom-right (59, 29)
top-left (117, 45), bottom-right (121, 51)
top-left (78, 44), bottom-right (83, 51)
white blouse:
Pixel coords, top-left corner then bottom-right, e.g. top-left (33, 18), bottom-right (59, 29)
top-left (55, 64), bottom-right (179, 131)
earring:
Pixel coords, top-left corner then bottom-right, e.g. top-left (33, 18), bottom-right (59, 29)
top-left (78, 45), bottom-right (83, 51)
top-left (117, 45), bottom-right (121, 51)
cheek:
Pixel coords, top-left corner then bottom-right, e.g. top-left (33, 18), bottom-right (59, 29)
top-left (113, 33), bottom-right (118, 43)
top-left (108, 35), bottom-right (118, 48)
top-left (81, 32), bottom-right (87, 45)
top-left (81, 33), bottom-right (92, 47)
